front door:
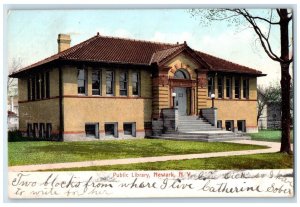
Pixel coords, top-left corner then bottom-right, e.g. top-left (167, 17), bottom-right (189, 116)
top-left (174, 87), bottom-right (187, 116)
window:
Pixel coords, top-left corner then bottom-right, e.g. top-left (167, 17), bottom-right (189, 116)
top-left (106, 70), bottom-right (114, 95)
top-left (27, 79), bottom-right (31, 100)
top-left (41, 73), bottom-right (45, 99)
top-left (225, 77), bottom-right (232, 98)
top-left (36, 74), bottom-right (40, 100)
top-left (105, 123), bottom-right (118, 138)
top-left (217, 76), bottom-right (224, 98)
top-left (217, 120), bottom-right (222, 129)
top-left (225, 120), bottom-right (234, 132)
top-left (174, 70), bottom-right (189, 79)
top-left (243, 78), bottom-right (249, 99)
top-left (27, 123), bottom-right (32, 137)
top-left (92, 70), bottom-right (101, 95)
top-left (77, 68), bottom-right (87, 95)
top-left (39, 123), bottom-right (45, 138)
top-left (33, 123), bottom-right (39, 138)
top-left (31, 76), bottom-right (36, 100)
top-left (207, 75), bottom-right (214, 97)
top-left (237, 120), bottom-right (246, 132)
top-left (123, 123), bottom-right (136, 137)
top-left (85, 123), bottom-right (99, 138)
top-left (234, 77), bottom-right (241, 99)
top-left (45, 72), bottom-right (50, 98)
top-left (46, 123), bottom-right (52, 139)
top-left (119, 71), bottom-right (128, 96)
top-left (132, 72), bottom-right (140, 96)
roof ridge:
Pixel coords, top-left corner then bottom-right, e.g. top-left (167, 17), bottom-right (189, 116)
top-left (197, 50), bottom-right (261, 73)
top-left (97, 34), bottom-right (176, 46)
top-left (154, 43), bottom-right (185, 52)
top-left (59, 35), bottom-right (99, 57)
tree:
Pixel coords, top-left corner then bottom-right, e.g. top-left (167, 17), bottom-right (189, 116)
top-left (8, 58), bottom-right (22, 96)
top-left (189, 9), bottom-right (293, 154)
top-left (257, 84), bottom-right (281, 125)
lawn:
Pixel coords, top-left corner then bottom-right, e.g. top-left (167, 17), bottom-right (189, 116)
top-left (248, 129), bottom-right (294, 143)
top-left (8, 139), bottom-right (267, 166)
top-left (49, 153), bottom-right (294, 171)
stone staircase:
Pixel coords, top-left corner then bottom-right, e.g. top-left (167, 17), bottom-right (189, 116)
top-left (150, 116), bottom-right (250, 142)
top-left (177, 116), bottom-right (221, 132)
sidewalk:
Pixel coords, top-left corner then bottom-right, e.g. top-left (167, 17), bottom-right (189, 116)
top-left (8, 140), bottom-right (282, 172)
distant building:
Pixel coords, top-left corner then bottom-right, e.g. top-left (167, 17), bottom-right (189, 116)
top-left (7, 96), bottom-right (19, 130)
top-left (267, 102), bottom-right (281, 129)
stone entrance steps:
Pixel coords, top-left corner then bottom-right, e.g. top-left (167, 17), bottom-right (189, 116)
top-left (150, 115), bottom-right (250, 142)
top-left (177, 116), bottom-right (221, 132)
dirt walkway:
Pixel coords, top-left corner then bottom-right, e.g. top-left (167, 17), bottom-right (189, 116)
top-left (8, 140), bottom-right (282, 172)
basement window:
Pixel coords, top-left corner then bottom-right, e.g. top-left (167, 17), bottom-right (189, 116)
top-left (27, 123), bottom-right (33, 137)
top-left (105, 123), bottom-right (118, 138)
top-left (217, 120), bottom-right (222, 129)
top-left (123, 122), bottom-right (136, 137)
top-left (46, 123), bottom-right (52, 139)
top-left (237, 120), bottom-right (246, 132)
top-left (33, 123), bottom-right (39, 138)
top-left (225, 120), bottom-right (234, 132)
top-left (85, 123), bottom-right (99, 138)
top-left (39, 123), bottom-right (45, 138)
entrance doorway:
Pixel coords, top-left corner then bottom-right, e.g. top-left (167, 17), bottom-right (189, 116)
top-left (174, 87), bottom-right (187, 116)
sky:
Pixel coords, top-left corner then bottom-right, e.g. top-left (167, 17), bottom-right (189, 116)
top-left (6, 9), bottom-right (291, 86)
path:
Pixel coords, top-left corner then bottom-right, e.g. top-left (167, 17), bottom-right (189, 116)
top-left (8, 140), bottom-right (282, 172)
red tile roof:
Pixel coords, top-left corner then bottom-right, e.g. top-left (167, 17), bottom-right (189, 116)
top-left (11, 34), bottom-right (264, 77)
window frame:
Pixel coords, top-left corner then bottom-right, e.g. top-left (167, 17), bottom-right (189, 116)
top-left (106, 70), bottom-right (115, 96)
top-left (105, 122), bottom-right (118, 138)
top-left (39, 123), bottom-right (45, 138)
top-left (242, 78), bottom-right (249, 99)
top-left (36, 74), bottom-right (40, 100)
top-left (27, 123), bottom-right (33, 137)
top-left (217, 76), bottom-right (224, 98)
top-left (27, 78), bottom-right (31, 100)
top-left (45, 72), bottom-right (50, 98)
top-left (77, 68), bottom-right (87, 95)
top-left (31, 76), bottom-right (36, 100)
top-left (225, 77), bottom-right (232, 98)
top-left (41, 73), bottom-right (45, 99)
top-left (234, 77), bottom-right (241, 99)
top-left (123, 122), bottom-right (136, 137)
top-left (46, 123), bottom-right (52, 139)
top-left (132, 71), bottom-right (140, 96)
top-left (119, 71), bottom-right (128, 96)
top-left (85, 123), bottom-right (99, 138)
top-left (92, 69), bottom-right (101, 96)
top-left (207, 75), bottom-right (215, 97)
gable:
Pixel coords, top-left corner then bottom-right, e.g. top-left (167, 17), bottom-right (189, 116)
top-left (165, 51), bottom-right (207, 79)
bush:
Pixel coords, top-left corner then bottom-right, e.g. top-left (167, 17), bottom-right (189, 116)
top-left (8, 130), bottom-right (24, 142)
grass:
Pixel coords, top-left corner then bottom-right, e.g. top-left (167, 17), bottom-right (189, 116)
top-left (49, 153), bottom-right (293, 171)
top-left (8, 139), bottom-right (267, 166)
top-left (248, 129), bottom-right (294, 143)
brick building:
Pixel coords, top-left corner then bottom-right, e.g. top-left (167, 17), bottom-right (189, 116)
top-left (10, 33), bottom-right (265, 141)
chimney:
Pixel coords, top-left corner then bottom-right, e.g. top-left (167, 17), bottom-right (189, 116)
top-left (57, 34), bottom-right (71, 53)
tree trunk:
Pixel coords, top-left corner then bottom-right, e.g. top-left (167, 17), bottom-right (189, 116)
top-left (279, 9), bottom-right (292, 154)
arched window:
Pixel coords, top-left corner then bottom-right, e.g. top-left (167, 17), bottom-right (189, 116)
top-left (174, 69), bottom-right (190, 79)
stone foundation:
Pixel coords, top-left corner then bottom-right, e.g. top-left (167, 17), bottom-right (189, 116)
top-left (246, 127), bottom-right (258, 133)
top-left (63, 131), bottom-right (145, 141)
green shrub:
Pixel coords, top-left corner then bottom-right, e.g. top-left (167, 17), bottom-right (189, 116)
top-left (8, 130), bottom-right (23, 142)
